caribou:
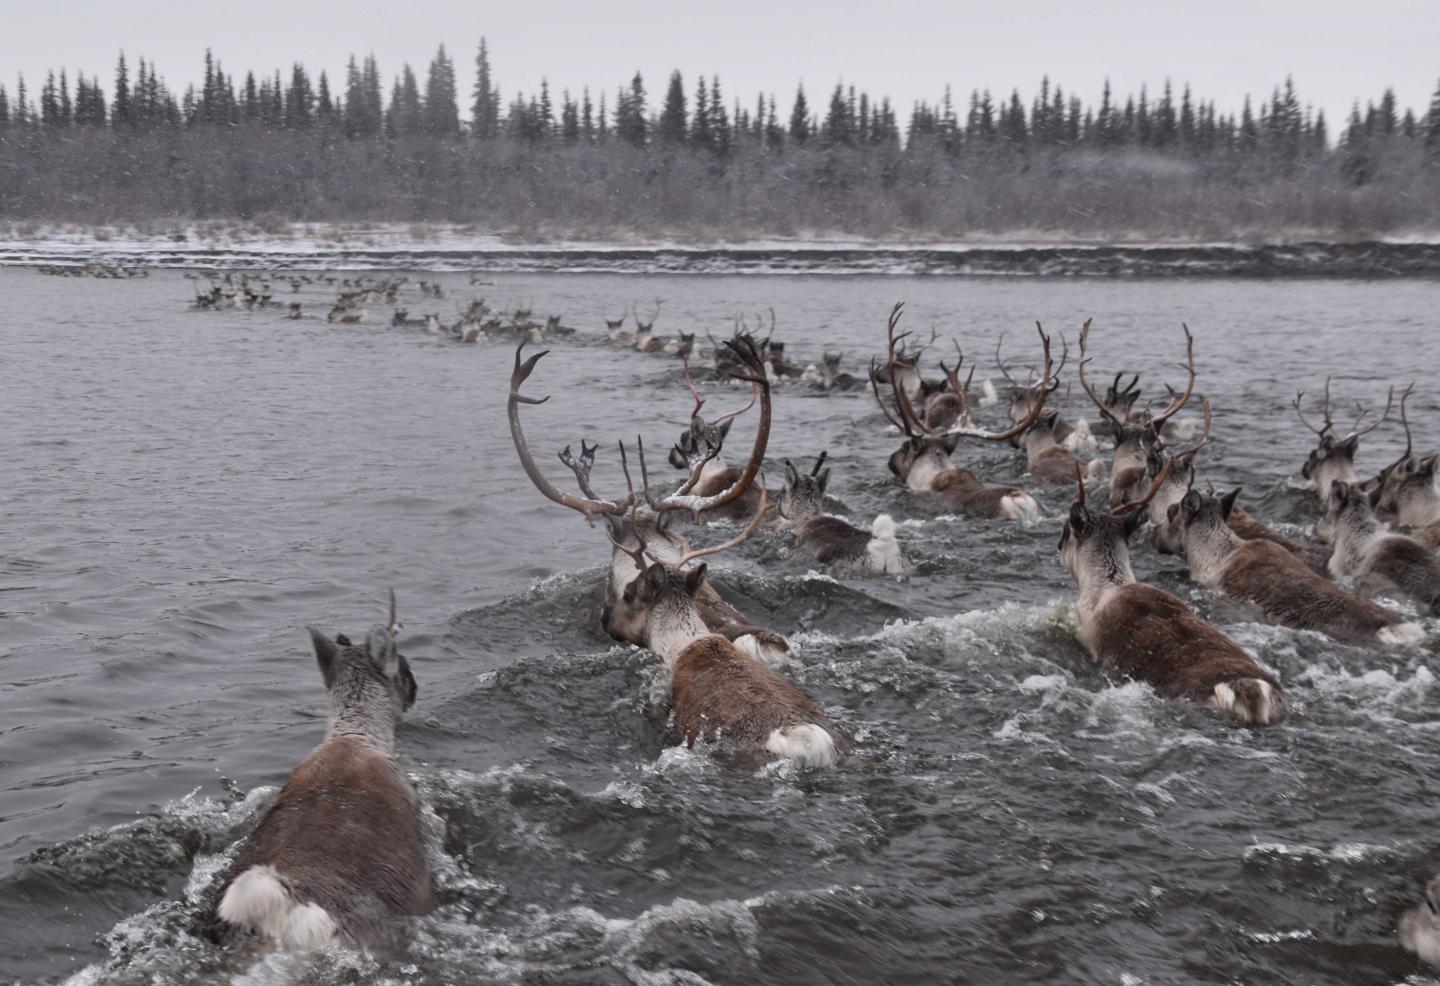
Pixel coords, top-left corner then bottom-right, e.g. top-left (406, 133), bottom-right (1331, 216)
top-left (1370, 385), bottom-right (1440, 547)
top-left (817, 352), bottom-right (869, 393)
top-left (508, 337), bottom-right (790, 665)
top-left (508, 341), bottom-right (849, 766)
top-left (1058, 466), bottom-right (1288, 727)
top-left (778, 453), bottom-right (910, 575)
top-left (1142, 402), bottom-right (1333, 576)
top-left (1294, 376), bottom-right (1394, 542)
top-left (1325, 480), bottom-right (1440, 616)
top-left (210, 593), bottom-right (430, 950)
top-left (872, 304), bottom-right (1050, 522)
top-left (1078, 319), bottom-right (1197, 506)
top-left (1157, 487), bottom-right (1422, 647)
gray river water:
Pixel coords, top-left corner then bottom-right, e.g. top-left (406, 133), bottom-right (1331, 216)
top-left (1, 266), bottom-right (1438, 984)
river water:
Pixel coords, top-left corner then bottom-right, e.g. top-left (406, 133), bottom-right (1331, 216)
top-left (1, 266), bottom-right (1438, 984)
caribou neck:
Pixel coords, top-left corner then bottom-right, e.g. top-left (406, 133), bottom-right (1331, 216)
top-left (325, 677), bottom-right (398, 754)
top-left (1184, 522), bottom-right (1243, 587)
top-left (647, 593), bottom-right (712, 669)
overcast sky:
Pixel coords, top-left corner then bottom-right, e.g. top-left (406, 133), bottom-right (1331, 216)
top-left (1, 1), bottom-right (1435, 127)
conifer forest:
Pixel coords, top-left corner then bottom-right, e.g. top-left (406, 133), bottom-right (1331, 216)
top-left (1, 40), bottom-right (1438, 238)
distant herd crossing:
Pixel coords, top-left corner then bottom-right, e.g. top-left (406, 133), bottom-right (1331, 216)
top-left (169, 270), bottom-right (1440, 965)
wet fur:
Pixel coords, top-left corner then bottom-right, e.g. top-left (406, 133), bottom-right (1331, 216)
top-left (671, 636), bottom-right (852, 763)
top-left (211, 627), bottom-right (430, 949)
top-left (1328, 481), bottom-right (1440, 616)
top-left (1177, 492), bottom-right (1412, 645)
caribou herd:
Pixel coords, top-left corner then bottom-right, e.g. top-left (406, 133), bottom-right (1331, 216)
top-left (199, 286), bottom-right (1440, 964)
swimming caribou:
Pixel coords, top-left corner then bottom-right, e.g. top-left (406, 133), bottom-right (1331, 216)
top-left (872, 304), bottom-right (1049, 522)
top-left (508, 337), bottom-right (791, 666)
top-left (1078, 318), bottom-right (1197, 507)
top-left (1139, 401), bottom-right (1333, 577)
top-left (1369, 385), bottom-right (1440, 548)
top-left (778, 452), bottom-right (910, 575)
top-left (209, 593), bottom-right (430, 950)
top-left (508, 340), bottom-right (850, 765)
top-left (1294, 375), bottom-right (1394, 542)
top-left (1155, 487), bottom-right (1422, 647)
top-left (1058, 466), bottom-right (1288, 727)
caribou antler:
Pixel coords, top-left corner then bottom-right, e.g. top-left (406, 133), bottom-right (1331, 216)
top-left (892, 311), bottom-right (1056, 442)
top-left (1146, 324), bottom-right (1197, 430)
top-left (638, 336), bottom-right (772, 515)
top-left (681, 353), bottom-right (706, 418)
top-left (1344, 385), bottom-right (1394, 440)
top-left (508, 343), bottom-right (635, 523)
top-left (666, 487), bottom-right (770, 569)
top-left (558, 439), bottom-right (602, 500)
top-left (870, 357), bottom-right (913, 435)
top-left (1293, 375), bottom-right (1335, 437)
top-left (1378, 382), bottom-right (1417, 478)
top-left (1112, 456), bottom-right (1175, 517)
top-left (939, 341), bottom-right (976, 411)
top-left (1077, 319), bottom-right (1125, 429)
top-left (995, 333), bottom-right (1023, 391)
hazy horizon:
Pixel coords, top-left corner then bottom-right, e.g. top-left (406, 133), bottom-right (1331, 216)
top-left (1, 0), bottom-right (1435, 128)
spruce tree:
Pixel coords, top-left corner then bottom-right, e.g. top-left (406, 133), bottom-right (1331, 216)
top-left (788, 83), bottom-right (810, 142)
top-left (0, 85), bottom-right (8, 127)
top-left (113, 52), bottom-right (131, 125)
top-left (471, 38), bottom-right (499, 138)
top-left (710, 75), bottom-right (730, 154)
top-left (424, 45), bottom-right (459, 135)
top-left (658, 70), bottom-right (686, 144)
top-left (692, 76), bottom-right (712, 149)
top-left (58, 69), bottom-right (72, 125)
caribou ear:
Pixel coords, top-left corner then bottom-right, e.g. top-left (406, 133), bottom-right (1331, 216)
top-left (1330, 480), bottom-right (1350, 507)
top-left (689, 417), bottom-right (706, 438)
top-left (943, 434), bottom-right (961, 455)
top-left (1220, 488), bottom-right (1241, 520)
top-left (643, 563), bottom-right (669, 594)
top-left (718, 419), bottom-right (734, 440)
top-left (783, 459), bottom-right (799, 488)
top-left (1181, 489), bottom-right (1203, 521)
top-left (816, 468), bottom-right (831, 496)
top-left (1422, 454), bottom-right (1439, 478)
top-left (308, 627), bottom-right (338, 690)
top-left (1166, 502), bottom-right (1181, 523)
top-left (1068, 502), bottom-right (1088, 532)
top-left (683, 564), bottom-right (707, 596)
top-left (1340, 435), bottom-right (1360, 458)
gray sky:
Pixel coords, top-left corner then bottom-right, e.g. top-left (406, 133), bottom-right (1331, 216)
top-left (1, 0), bottom-right (1435, 128)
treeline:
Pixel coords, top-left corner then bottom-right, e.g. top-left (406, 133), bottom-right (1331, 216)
top-left (1, 40), bottom-right (1438, 238)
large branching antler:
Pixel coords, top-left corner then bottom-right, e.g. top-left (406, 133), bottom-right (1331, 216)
top-left (509, 344), bottom-right (635, 523)
top-left (898, 317), bottom-right (1056, 442)
top-left (1378, 382), bottom-right (1417, 478)
top-left (1344, 385), bottom-right (1394, 440)
top-left (995, 333), bottom-right (1023, 390)
top-left (939, 341), bottom-right (977, 413)
top-left (639, 336), bottom-right (772, 514)
top-left (1112, 457), bottom-right (1175, 517)
top-left (666, 487), bottom-right (770, 569)
top-left (1146, 324), bottom-right (1196, 430)
top-left (1293, 375), bottom-right (1335, 438)
top-left (869, 356), bottom-right (913, 434)
top-left (1078, 318), bottom-right (1125, 429)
